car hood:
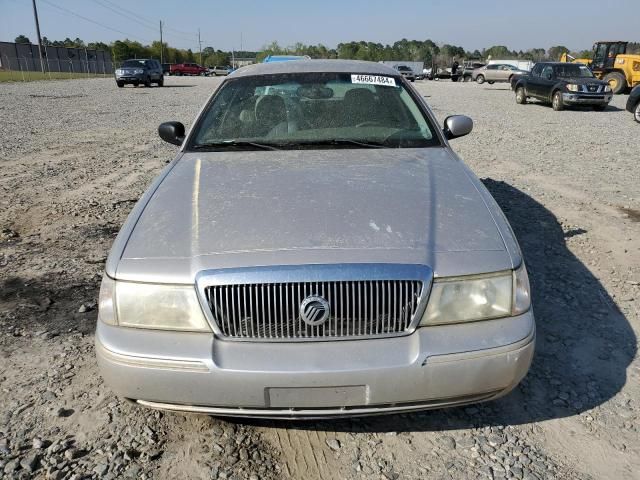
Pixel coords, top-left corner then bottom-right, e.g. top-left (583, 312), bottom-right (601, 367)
top-left (116, 148), bottom-right (514, 282)
top-left (560, 77), bottom-right (608, 85)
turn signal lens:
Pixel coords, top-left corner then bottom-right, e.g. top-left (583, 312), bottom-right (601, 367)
top-left (512, 263), bottom-right (532, 315)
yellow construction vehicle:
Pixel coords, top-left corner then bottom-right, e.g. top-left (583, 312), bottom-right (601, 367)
top-left (561, 41), bottom-right (640, 94)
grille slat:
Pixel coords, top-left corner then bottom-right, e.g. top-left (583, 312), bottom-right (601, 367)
top-left (206, 279), bottom-right (423, 341)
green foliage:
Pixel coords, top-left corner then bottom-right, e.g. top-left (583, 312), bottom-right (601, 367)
top-left (483, 45), bottom-right (512, 59)
top-left (14, 35), bottom-right (31, 44)
top-left (547, 45), bottom-right (570, 61)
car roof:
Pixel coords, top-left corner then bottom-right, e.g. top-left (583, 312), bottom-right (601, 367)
top-left (231, 59), bottom-right (399, 78)
top-left (537, 62), bottom-right (580, 66)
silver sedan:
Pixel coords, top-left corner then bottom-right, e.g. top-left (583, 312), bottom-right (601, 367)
top-left (473, 64), bottom-right (530, 84)
top-left (96, 60), bottom-right (535, 419)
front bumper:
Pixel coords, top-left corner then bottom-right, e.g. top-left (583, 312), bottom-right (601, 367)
top-left (96, 311), bottom-right (535, 418)
top-left (562, 93), bottom-right (612, 105)
top-left (115, 73), bottom-right (145, 83)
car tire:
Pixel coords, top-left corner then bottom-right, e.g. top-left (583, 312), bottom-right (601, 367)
top-left (515, 87), bottom-right (527, 104)
top-left (476, 75), bottom-right (485, 84)
top-left (488, 81), bottom-right (495, 85)
top-left (592, 105), bottom-right (606, 111)
top-left (116, 81), bottom-right (124, 88)
top-left (552, 91), bottom-right (564, 111)
top-left (144, 77), bottom-right (152, 87)
top-left (157, 77), bottom-right (164, 87)
top-left (633, 102), bottom-right (640, 123)
top-left (133, 82), bottom-right (139, 87)
top-left (603, 71), bottom-right (626, 94)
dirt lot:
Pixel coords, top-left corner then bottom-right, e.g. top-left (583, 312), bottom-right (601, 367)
top-left (1, 75), bottom-right (639, 480)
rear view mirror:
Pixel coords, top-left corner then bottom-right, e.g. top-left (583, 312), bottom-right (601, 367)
top-left (443, 115), bottom-right (473, 140)
top-left (158, 121), bottom-right (185, 146)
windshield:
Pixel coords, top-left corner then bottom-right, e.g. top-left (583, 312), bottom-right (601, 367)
top-left (554, 64), bottom-right (593, 78)
top-left (122, 60), bottom-right (146, 68)
top-left (189, 72), bottom-right (440, 150)
top-left (395, 66), bottom-right (411, 71)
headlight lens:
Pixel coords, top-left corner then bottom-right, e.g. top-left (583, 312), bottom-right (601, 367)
top-left (98, 276), bottom-right (211, 332)
top-left (603, 85), bottom-right (612, 93)
top-left (566, 84), bottom-right (580, 92)
top-left (115, 69), bottom-right (123, 75)
top-left (420, 265), bottom-right (532, 326)
top-left (134, 69), bottom-right (144, 74)
top-left (421, 272), bottom-right (513, 325)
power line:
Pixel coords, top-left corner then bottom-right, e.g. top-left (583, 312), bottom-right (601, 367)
top-left (91, 0), bottom-right (158, 29)
top-left (39, 0), bottom-right (153, 43)
top-left (89, 0), bottom-right (157, 32)
top-left (93, 0), bottom-right (198, 39)
top-left (89, 0), bottom-right (198, 46)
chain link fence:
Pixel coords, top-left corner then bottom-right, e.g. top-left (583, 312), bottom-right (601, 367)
top-left (0, 55), bottom-right (117, 81)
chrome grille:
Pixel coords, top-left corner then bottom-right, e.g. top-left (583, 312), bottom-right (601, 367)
top-left (205, 280), bottom-right (424, 340)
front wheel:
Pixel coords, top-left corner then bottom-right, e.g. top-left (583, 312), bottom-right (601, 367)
top-left (116, 81), bottom-right (124, 88)
top-left (487, 81), bottom-right (495, 85)
top-left (476, 74), bottom-right (485, 84)
top-left (634, 102), bottom-right (640, 123)
top-left (516, 87), bottom-right (527, 104)
top-left (603, 71), bottom-right (626, 94)
top-left (552, 91), bottom-right (564, 111)
top-left (157, 77), bottom-right (164, 87)
top-left (144, 76), bottom-right (152, 87)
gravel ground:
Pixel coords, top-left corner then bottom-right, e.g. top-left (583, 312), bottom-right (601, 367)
top-left (0, 75), bottom-right (638, 480)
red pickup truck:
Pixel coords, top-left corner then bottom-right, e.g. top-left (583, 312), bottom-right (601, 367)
top-left (169, 63), bottom-right (207, 76)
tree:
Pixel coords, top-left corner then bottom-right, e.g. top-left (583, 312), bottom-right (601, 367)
top-left (483, 45), bottom-right (512, 59)
top-left (548, 45), bottom-right (570, 61)
top-left (15, 35), bottom-right (31, 44)
top-left (627, 42), bottom-right (640, 54)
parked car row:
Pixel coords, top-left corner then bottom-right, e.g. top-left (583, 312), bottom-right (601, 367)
top-left (115, 60), bottom-right (235, 87)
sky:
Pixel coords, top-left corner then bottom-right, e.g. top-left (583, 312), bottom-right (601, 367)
top-left (1, 0), bottom-right (639, 53)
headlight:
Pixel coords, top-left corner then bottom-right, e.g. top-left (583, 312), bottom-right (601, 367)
top-left (134, 69), bottom-right (144, 74)
top-left (98, 275), bottom-right (211, 332)
top-left (420, 264), bottom-right (531, 326)
top-left (566, 84), bottom-right (581, 92)
top-left (115, 69), bottom-right (123, 75)
top-left (603, 85), bottom-right (612, 93)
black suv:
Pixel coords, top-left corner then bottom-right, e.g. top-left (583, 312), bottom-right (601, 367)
top-left (115, 59), bottom-right (164, 88)
top-left (514, 62), bottom-right (612, 111)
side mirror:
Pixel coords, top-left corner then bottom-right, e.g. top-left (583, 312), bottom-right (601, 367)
top-left (443, 115), bottom-right (473, 140)
top-left (158, 121), bottom-right (185, 146)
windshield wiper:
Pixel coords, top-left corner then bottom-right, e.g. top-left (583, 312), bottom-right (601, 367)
top-left (280, 139), bottom-right (389, 149)
top-left (192, 140), bottom-right (280, 151)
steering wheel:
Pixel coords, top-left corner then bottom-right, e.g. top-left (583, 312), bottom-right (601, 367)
top-left (355, 121), bottom-right (383, 128)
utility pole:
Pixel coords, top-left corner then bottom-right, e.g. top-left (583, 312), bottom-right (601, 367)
top-left (159, 20), bottom-right (163, 64)
top-left (31, 0), bottom-right (45, 73)
top-left (198, 28), bottom-right (202, 65)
